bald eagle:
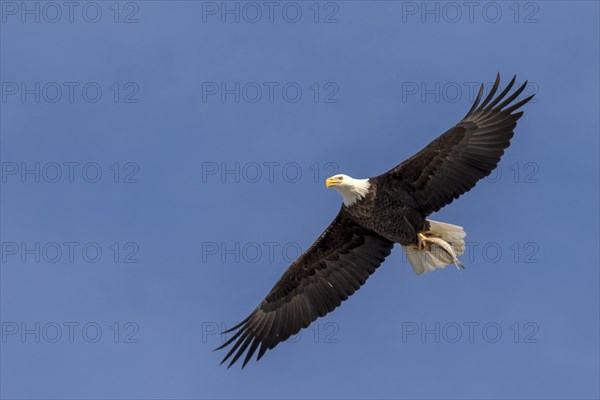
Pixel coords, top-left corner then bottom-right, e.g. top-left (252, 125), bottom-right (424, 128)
top-left (216, 74), bottom-right (534, 368)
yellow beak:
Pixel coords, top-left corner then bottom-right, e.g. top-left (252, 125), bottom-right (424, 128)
top-left (325, 177), bottom-right (337, 188)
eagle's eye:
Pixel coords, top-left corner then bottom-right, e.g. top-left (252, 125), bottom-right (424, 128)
top-left (338, 176), bottom-right (343, 180)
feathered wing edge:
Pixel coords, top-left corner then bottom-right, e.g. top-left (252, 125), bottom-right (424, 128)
top-left (378, 73), bottom-right (535, 215)
top-left (464, 73), bottom-right (535, 120)
top-left (213, 210), bottom-right (394, 368)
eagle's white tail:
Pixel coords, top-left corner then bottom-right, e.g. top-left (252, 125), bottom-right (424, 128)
top-left (402, 220), bottom-right (466, 275)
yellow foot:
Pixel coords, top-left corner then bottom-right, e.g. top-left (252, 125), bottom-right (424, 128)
top-left (417, 232), bottom-right (430, 250)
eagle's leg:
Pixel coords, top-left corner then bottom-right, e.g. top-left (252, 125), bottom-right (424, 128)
top-left (417, 232), bottom-right (429, 250)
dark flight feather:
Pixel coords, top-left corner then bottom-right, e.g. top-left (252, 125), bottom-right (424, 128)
top-left (377, 73), bottom-right (534, 215)
top-left (215, 207), bottom-right (393, 368)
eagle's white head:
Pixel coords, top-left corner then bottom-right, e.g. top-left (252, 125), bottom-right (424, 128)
top-left (325, 174), bottom-right (371, 206)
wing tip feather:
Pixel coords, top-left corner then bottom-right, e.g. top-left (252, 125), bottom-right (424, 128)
top-left (466, 74), bottom-right (536, 119)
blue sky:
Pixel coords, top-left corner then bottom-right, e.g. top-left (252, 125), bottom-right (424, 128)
top-left (1, 1), bottom-right (599, 399)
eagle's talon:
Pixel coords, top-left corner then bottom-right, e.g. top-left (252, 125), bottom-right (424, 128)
top-left (417, 232), bottom-right (430, 250)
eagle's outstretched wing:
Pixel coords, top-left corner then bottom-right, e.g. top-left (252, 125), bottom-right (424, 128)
top-left (215, 207), bottom-right (393, 368)
top-left (377, 74), bottom-right (535, 215)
